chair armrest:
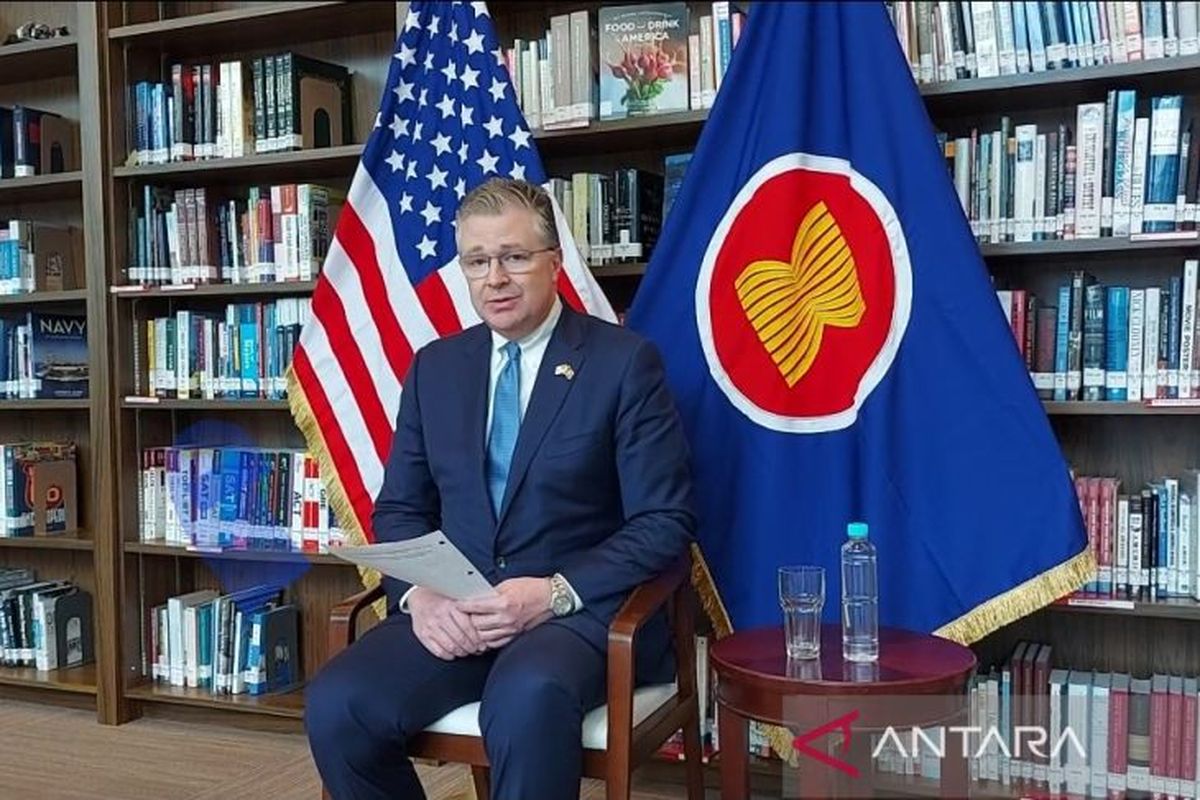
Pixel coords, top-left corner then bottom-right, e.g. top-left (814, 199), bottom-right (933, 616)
top-left (604, 551), bottom-right (695, 770)
top-left (328, 583), bottom-right (386, 661)
top-left (608, 552), bottom-right (692, 646)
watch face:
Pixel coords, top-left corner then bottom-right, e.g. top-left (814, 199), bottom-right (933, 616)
top-left (552, 593), bottom-right (573, 616)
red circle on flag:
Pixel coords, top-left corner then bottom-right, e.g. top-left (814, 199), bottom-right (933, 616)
top-left (697, 154), bottom-right (911, 432)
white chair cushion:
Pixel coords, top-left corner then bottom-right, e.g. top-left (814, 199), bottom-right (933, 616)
top-left (422, 682), bottom-right (678, 750)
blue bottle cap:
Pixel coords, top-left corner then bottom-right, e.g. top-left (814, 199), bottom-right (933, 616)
top-left (847, 522), bottom-right (869, 539)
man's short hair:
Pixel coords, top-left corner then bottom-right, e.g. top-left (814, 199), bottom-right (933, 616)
top-left (456, 178), bottom-right (560, 249)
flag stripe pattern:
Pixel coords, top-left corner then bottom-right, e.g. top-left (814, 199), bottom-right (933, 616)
top-left (288, 0), bottom-right (614, 545)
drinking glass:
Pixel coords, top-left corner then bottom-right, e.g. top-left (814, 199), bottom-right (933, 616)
top-left (779, 565), bottom-right (824, 659)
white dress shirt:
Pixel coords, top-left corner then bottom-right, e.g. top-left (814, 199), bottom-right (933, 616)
top-left (399, 297), bottom-right (582, 614)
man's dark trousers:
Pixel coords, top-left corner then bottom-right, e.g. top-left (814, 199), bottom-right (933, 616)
top-left (306, 613), bottom-right (609, 800)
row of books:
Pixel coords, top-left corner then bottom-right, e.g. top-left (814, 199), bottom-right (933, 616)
top-left (128, 52), bottom-right (353, 167)
top-left (0, 222), bottom-right (82, 296)
top-left (0, 312), bottom-right (87, 400)
top-left (1071, 472), bottom-right (1200, 601)
top-left (0, 568), bottom-right (93, 672)
top-left (507, 2), bottom-right (745, 129)
top-left (130, 300), bottom-right (309, 401)
top-left (875, 641), bottom-right (1200, 799)
top-left (941, 92), bottom-right (1196, 244)
top-left (995, 263), bottom-right (1200, 402)
top-left (145, 585), bottom-right (299, 697)
top-left (547, 170), bottom-right (664, 265)
top-left (0, 106), bottom-right (76, 179)
top-left (889, 1), bottom-right (1200, 85)
top-left (138, 445), bottom-right (344, 554)
top-left (127, 184), bottom-right (339, 287)
top-left (0, 442), bottom-right (76, 539)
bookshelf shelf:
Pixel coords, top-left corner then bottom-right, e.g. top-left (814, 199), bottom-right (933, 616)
top-left (592, 263), bottom-right (648, 279)
top-left (0, 399), bottom-right (90, 411)
top-left (919, 54), bottom-right (1200, 115)
top-left (0, 37), bottom-right (78, 87)
top-left (106, 1), bottom-right (391, 56)
top-left (121, 398), bottom-right (290, 411)
top-left (980, 235), bottom-right (1200, 260)
top-left (0, 531), bottom-right (93, 551)
top-left (0, 663), bottom-right (97, 695)
top-left (0, 290), bottom-right (89, 307)
top-left (535, 109), bottom-right (709, 155)
top-left (112, 144), bottom-right (364, 184)
top-left (1043, 401), bottom-right (1200, 416)
top-left (1052, 595), bottom-right (1200, 621)
top-left (111, 281), bottom-right (317, 300)
top-left (125, 541), bottom-right (346, 566)
top-left (125, 680), bottom-right (305, 719)
top-left (0, 172), bottom-right (84, 204)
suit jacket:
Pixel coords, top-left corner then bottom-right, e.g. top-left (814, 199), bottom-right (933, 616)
top-left (372, 303), bottom-right (696, 663)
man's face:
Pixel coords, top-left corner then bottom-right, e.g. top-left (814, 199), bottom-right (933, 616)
top-left (459, 205), bottom-right (561, 341)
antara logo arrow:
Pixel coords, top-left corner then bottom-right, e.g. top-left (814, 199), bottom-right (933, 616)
top-left (791, 709), bottom-right (861, 778)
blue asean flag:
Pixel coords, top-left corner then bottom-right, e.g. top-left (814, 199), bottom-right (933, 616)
top-left (625, 1), bottom-right (1092, 643)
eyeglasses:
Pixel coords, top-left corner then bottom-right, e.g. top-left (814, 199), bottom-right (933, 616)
top-left (460, 247), bottom-right (558, 278)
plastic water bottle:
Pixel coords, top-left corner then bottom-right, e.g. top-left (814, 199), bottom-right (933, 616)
top-left (841, 521), bottom-right (879, 662)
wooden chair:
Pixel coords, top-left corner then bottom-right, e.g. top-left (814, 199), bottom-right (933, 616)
top-left (320, 552), bottom-right (706, 800)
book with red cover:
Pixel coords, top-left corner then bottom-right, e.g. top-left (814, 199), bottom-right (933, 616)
top-left (1167, 676), bottom-right (1183, 800)
top-left (1034, 644), bottom-right (1053, 787)
top-left (1110, 673), bottom-right (1130, 800)
top-left (1181, 678), bottom-right (1197, 800)
top-left (1151, 674), bottom-right (1169, 800)
top-left (1009, 641), bottom-right (1030, 786)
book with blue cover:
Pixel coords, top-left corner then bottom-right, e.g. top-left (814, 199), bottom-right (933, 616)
top-left (28, 312), bottom-right (87, 399)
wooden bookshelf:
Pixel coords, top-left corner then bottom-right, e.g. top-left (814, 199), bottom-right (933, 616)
top-left (592, 262), bottom-right (649, 279)
top-left (112, 144), bottom-right (363, 183)
top-left (0, 37), bottom-right (78, 86)
top-left (0, 531), bottom-right (93, 551)
top-left (106, 1), bottom-right (392, 55)
top-left (1052, 595), bottom-right (1200, 622)
top-left (979, 234), bottom-right (1200, 259)
top-left (535, 109), bottom-right (709, 156)
top-left (0, 399), bottom-right (91, 411)
top-left (1043, 401), bottom-right (1200, 416)
top-left (919, 52), bottom-right (1200, 115)
top-left (0, 663), bottom-right (98, 695)
top-left (125, 541), bottom-right (347, 566)
top-left (125, 680), bottom-right (305, 719)
top-left (121, 398), bottom-right (291, 411)
top-left (110, 281), bottom-right (318, 300)
top-left (0, 290), bottom-right (89, 306)
top-left (0, 172), bottom-right (84, 203)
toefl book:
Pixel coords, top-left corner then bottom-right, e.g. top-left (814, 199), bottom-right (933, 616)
top-left (598, 3), bottom-right (690, 120)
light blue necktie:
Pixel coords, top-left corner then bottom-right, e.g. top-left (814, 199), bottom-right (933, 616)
top-left (486, 341), bottom-right (521, 515)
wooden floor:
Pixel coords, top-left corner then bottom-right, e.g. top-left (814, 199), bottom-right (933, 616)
top-left (0, 699), bottom-right (695, 799)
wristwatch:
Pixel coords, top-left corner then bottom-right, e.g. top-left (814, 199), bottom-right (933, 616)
top-left (549, 573), bottom-right (575, 617)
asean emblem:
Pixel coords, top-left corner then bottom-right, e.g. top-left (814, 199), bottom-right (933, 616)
top-left (696, 153), bottom-right (912, 433)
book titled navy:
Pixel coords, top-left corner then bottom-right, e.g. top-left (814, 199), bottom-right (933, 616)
top-left (29, 311), bottom-right (87, 399)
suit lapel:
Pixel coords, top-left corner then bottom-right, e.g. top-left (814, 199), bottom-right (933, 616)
top-left (496, 307), bottom-right (586, 528)
top-left (460, 325), bottom-right (495, 525)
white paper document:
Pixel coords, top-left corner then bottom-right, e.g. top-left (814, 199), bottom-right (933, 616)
top-left (332, 531), bottom-right (495, 599)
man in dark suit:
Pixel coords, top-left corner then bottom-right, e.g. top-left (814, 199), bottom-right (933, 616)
top-left (305, 178), bottom-right (695, 800)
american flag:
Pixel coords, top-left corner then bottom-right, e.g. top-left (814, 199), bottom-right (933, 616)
top-left (286, 0), bottom-right (615, 548)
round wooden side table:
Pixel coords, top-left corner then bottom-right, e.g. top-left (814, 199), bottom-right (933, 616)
top-left (710, 624), bottom-right (977, 799)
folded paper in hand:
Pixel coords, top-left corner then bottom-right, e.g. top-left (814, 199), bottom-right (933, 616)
top-left (332, 531), bottom-right (495, 600)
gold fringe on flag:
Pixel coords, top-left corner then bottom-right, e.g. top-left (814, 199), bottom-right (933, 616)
top-left (933, 545), bottom-right (1096, 645)
top-left (285, 364), bottom-right (387, 621)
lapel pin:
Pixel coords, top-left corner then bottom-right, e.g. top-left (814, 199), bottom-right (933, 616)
top-left (555, 363), bottom-right (575, 381)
